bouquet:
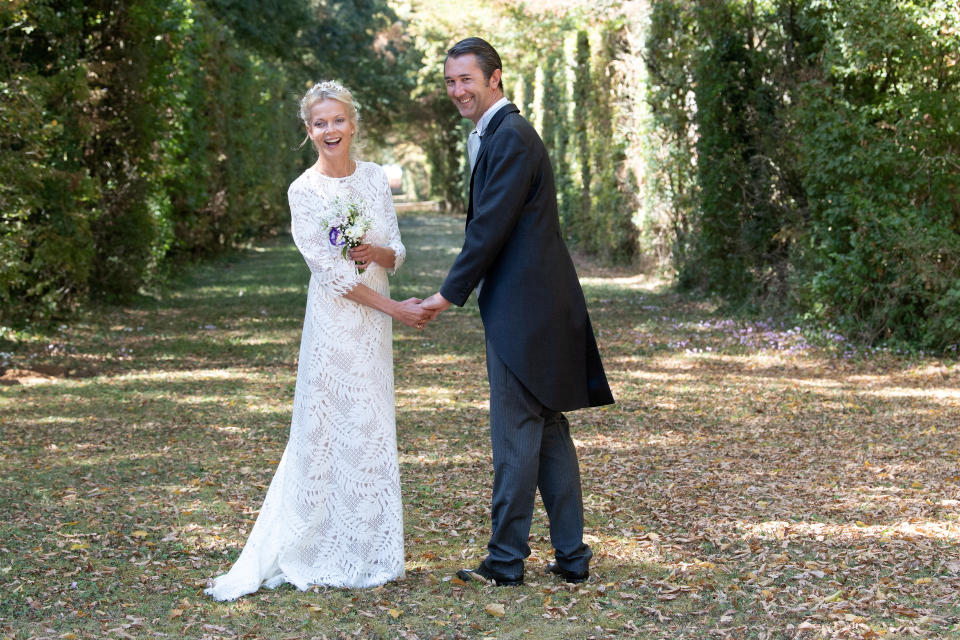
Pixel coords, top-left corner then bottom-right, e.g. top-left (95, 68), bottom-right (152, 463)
top-left (323, 196), bottom-right (372, 268)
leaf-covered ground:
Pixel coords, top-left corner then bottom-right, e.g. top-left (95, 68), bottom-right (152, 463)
top-left (1, 213), bottom-right (958, 640)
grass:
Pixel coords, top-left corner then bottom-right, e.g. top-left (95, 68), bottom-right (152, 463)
top-left (1, 212), bottom-right (959, 640)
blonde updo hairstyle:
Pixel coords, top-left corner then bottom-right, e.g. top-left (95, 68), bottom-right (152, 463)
top-left (299, 80), bottom-right (362, 156)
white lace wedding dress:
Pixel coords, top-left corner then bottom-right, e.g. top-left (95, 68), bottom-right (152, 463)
top-left (205, 161), bottom-right (406, 601)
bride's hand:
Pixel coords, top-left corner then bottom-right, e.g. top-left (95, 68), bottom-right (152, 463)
top-left (392, 298), bottom-right (432, 330)
top-left (348, 243), bottom-right (378, 269)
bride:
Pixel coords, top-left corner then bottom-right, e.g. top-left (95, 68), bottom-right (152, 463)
top-left (205, 81), bottom-right (432, 601)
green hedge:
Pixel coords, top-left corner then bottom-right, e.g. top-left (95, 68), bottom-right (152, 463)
top-left (0, 0), bottom-right (292, 320)
top-left (645, 0), bottom-right (960, 350)
top-left (1, 0), bottom-right (410, 323)
top-left (796, 0), bottom-right (960, 347)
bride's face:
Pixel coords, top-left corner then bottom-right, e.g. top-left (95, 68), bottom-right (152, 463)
top-left (306, 99), bottom-right (355, 160)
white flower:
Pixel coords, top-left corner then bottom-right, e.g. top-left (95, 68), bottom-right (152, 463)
top-left (345, 224), bottom-right (366, 241)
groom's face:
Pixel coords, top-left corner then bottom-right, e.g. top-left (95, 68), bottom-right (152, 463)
top-left (444, 54), bottom-right (502, 125)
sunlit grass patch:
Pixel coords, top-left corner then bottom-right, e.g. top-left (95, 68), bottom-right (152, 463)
top-left (1, 214), bottom-right (959, 638)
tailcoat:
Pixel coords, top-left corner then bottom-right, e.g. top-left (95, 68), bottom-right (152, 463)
top-left (439, 104), bottom-right (614, 411)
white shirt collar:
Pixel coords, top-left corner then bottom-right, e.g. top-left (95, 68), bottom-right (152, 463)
top-left (474, 97), bottom-right (510, 138)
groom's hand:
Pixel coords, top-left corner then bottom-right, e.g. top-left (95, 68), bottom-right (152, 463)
top-left (421, 292), bottom-right (450, 319)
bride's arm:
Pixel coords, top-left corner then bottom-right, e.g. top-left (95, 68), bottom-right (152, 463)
top-left (289, 181), bottom-right (362, 297)
top-left (348, 169), bottom-right (404, 271)
top-left (288, 180), bottom-right (426, 327)
top-left (348, 243), bottom-right (395, 270)
top-left (343, 284), bottom-right (430, 328)
top-left (381, 172), bottom-right (405, 273)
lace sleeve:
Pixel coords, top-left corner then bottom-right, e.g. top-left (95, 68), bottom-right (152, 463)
top-left (288, 180), bottom-right (361, 297)
top-left (379, 168), bottom-right (405, 275)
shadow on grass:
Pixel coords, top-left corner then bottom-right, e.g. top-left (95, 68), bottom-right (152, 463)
top-left (1, 214), bottom-right (959, 639)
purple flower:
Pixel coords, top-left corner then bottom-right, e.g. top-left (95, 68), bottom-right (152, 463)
top-left (329, 227), bottom-right (345, 246)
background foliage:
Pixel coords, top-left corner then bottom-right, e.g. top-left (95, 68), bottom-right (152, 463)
top-left (0, 0), bottom-right (411, 322)
top-left (3, 0), bottom-right (959, 351)
top-left (643, 0), bottom-right (960, 350)
top-left (378, 1), bottom-right (642, 264)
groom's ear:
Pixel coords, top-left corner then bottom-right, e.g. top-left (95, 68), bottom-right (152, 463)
top-left (490, 68), bottom-right (503, 92)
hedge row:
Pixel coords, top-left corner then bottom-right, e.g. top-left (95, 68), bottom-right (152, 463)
top-left (644, 0), bottom-right (960, 349)
top-left (0, 0), bottom-right (410, 322)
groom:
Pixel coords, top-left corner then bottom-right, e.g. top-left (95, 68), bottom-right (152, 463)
top-left (421, 37), bottom-right (614, 586)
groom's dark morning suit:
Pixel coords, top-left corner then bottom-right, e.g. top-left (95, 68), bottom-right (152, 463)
top-left (439, 103), bottom-right (614, 579)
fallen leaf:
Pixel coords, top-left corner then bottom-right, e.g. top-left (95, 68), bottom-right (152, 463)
top-left (823, 590), bottom-right (843, 603)
top-left (485, 603), bottom-right (505, 617)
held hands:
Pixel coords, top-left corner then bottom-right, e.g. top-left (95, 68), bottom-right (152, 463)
top-left (394, 298), bottom-right (435, 331)
top-left (393, 293), bottom-right (449, 331)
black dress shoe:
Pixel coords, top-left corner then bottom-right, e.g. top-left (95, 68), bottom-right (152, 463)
top-left (546, 561), bottom-right (589, 584)
top-left (456, 561), bottom-right (523, 586)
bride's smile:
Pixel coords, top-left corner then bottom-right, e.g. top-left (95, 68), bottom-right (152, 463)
top-left (306, 99), bottom-right (355, 174)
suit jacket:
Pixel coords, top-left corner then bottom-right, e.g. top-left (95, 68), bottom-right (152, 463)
top-left (439, 104), bottom-right (614, 412)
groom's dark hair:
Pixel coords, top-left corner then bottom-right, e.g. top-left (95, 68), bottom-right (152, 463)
top-left (447, 37), bottom-right (502, 87)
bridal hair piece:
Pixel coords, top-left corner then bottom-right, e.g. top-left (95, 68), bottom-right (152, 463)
top-left (299, 80), bottom-right (363, 153)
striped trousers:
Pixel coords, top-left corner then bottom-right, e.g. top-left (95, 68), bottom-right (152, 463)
top-left (484, 338), bottom-right (592, 577)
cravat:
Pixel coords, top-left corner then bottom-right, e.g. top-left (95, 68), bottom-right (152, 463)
top-left (467, 130), bottom-right (480, 170)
